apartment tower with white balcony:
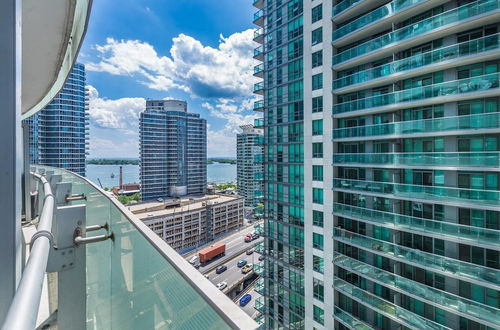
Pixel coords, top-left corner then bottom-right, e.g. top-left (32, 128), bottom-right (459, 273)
top-left (253, 0), bottom-right (500, 328)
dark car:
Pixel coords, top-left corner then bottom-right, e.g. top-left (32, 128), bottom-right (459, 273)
top-left (239, 294), bottom-right (252, 306)
top-left (258, 255), bottom-right (265, 261)
top-left (252, 232), bottom-right (259, 240)
top-left (216, 265), bottom-right (227, 274)
top-left (237, 259), bottom-right (247, 268)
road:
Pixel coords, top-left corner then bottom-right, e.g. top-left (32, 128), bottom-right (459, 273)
top-left (206, 249), bottom-right (262, 289)
top-left (239, 286), bottom-right (261, 318)
top-left (185, 221), bottom-right (263, 274)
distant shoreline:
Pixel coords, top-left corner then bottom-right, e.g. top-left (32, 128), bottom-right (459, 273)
top-left (88, 158), bottom-right (236, 165)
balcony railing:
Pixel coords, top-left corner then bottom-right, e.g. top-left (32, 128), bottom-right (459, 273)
top-left (253, 82), bottom-right (265, 94)
top-left (254, 118), bottom-right (265, 128)
top-left (332, 112), bottom-right (500, 139)
top-left (333, 203), bottom-right (500, 249)
top-left (253, 10), bottom-right (264, 26)
top-left (332, 0), bottom-right (363, 17)
top-left (255, 262), bottom-right (266, 277)
top-left (254, 28), bottom-right (264, 43)
top-left (333, 73), bottom-right (500, 115)
top-left (253, 0), bottom-right (264, 9)
top-left (254, 63), bottom-right (264, 76)
top-left (334, 254), bottom-right (500, 328)
top-left (333, 178), bottom-right (500, 209)
top-left (333, 33), bottom-right (500, 90)
top-left (254, 136), bottom-right (264, 145)
top-left (7, 166), bottom-right (256, 329)
top-left (255, 278), bottom-right (266, 295)
top-left (254, 100), bottom-right (264, 111)
top-left (333, 0), bottom-right (500, 65)
top-left (255, 296), bottom-right (266, 313)
top-left (334, 228), bottom-right (500, 289)
top-left (332, 152), bottom-right (500, 169)
top-left (333, 306), bottom-right (374, 330)
top-left (254, 46), bottom-right (264, 60)
top-left (334, 277), bottom-right (448, 330)
top-left (333, 0), bottom-right (427, 41)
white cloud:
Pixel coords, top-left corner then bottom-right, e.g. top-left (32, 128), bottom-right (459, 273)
top-left (86, 29), bottom-right (256, 98)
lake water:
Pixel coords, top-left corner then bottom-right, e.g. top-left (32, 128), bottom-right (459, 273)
top-left (86, 163), bottom-right (236, 188)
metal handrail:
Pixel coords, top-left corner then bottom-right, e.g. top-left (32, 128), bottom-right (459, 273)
top-left (2, 172), bottom-right (54, 330)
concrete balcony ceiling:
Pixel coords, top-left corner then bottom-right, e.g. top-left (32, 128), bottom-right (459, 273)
top-left (22, 0), bottom-right (92, 119)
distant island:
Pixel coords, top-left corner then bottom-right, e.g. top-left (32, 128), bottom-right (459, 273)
top-left (88, 158), bottom-right (236, 165)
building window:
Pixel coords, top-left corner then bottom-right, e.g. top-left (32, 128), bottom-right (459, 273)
top-left (312, 119), bottom-right (323, 135)
top-left (313, 305), bottom-right (324, 325)
top-left (313, 232), bottom-right (323, 250)
top-left (312, 165), bottom-right (323, 181)
top-left (312, 27), bottom-right (323, 45)
top-left (313, 188), bottom-right (323, 204)
top-left (313, 210), bottom-right (323, 227)
top-left (313, 278), bottom-right (324, 302)
top-left (312, 142), bottom-right (323, 158)
top-left (312, 4), bottom-right (322, 23)
top-left (312, 73), bottom-right (323, 90)
top-left (312, 96), bottom-right (323, 113)
top-left (312, 50), bottom-right (323, 68)
top-left (313, 255), bottom-right (324, 273)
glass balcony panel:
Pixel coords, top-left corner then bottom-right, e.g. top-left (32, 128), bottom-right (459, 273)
top-left (334, 228), bottom-right (500, 289)
top-left (333, 307), bottom-right (374, 330)
top-left (255, 296), bottom-right (266, 313)
top-left (332, 152), bottom-right (500, 168)
top-left (254, 100), bottom-right (264, 110)
top-left (333, 73), bottom-right (500, 114)
top-left (334, 253), bottom-right (500, 327)
top-left (334, 277), bottom-right (448, 329)
top-left (332, 0), bottom-right (363, 17)
top-left (254, 118), bottom-right (264, 127)
top-left (332, 203), bottom-right (500, 248)
top-left (333, 0), bottom-right (500, 64)
top-left (254, 46), bottom-right (263, 57)
top-left (36, 166), bottom-right (232, 329)
top-left (254, 63), bottom-right (264, 75)
top-left (253, 10), bottom-right (263, 21)
top-left (333, 34), bottom-right (500, 89)
top-left (332, 112), bottom-right (500, 139)
top-left (333, 0), bottom-right (427, 40)
top-left (333, 178), bottom-right (500, 208)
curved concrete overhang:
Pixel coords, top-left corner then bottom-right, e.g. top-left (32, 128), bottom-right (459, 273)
top-left (21, 0), bottom-right (92, 119)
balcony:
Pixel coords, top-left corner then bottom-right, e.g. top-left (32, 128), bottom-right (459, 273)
top-left (334, 254), bottom-right (500, 328)
top-left (253, 82), bottom-right (265, 95)
top-left (253, 10), bottom-right (264, 27)
top-left (255, 296), bottom-right (266, 313)
top-left (6, 166), bottom-right (256, 329)
top-left (254, 136), bottom-right (264, 146)
top-left (333, 306), bottom-right (374, 330)
top-left (332, 0), bottom-right (364, 19)
top-left (254, 46), bottom-right (264, 61)
top-left (334, 228), bottom-right (500, 290)
top-left (333, 203), bottom-right (500, 250)
top-left (255, 278), bottom-right (266, 295)
top-left (332, 152), bottom-right (500, 171)
top-left (253, 0), bottom-right (264, 9)
top-left (254, 63), bottom-right (264, 78)
top-left (333, 178), bottom-right (500, 210)
top-left (333, 33), bottom-right (500, 92)
top-left (255, 241), bottom-right (265, 253)
top-left (334, 277), bottom-right (448, 329)
top-left (254, 262), bottom-right (266, 277)
top-left (333, 0), bottom-right (441, 45)
top-left (254, 28), bottom-right (264, 44)
top-left (332, 0), bottom-right (500, 69)
top-left (256, 314), bottom-right (265, 329)
top-left (332, 112), bottom-right (500, 141)
top-left (254, 100), bottom-right (265, 112)
top-left (254, 118), bottom-right (265, 128)
top-left (333, 73), bottom-right (500, 117)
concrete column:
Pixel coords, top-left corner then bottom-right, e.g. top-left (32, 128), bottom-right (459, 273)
top-left (0, 0), bottom-right (22, 321)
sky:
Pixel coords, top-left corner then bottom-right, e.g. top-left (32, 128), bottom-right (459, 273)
top-left (80, 0), bottom-right (258, 158)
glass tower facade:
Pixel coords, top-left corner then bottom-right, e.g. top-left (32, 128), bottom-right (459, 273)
top-left (237, 124), bottom-right (264, 209)
top-left (255, 0), bottom-right (500, 329)
top-left (24, 63), bottom-right (89, 176)
top-left (140, 100), bottom-right (207, 201)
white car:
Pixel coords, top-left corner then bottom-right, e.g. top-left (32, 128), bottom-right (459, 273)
top-left (216, 282), bottom-right (227, 290)
top-left (189, 256), bottom-right (199, 265)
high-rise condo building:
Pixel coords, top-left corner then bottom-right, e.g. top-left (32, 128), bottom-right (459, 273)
top-left (253, 0), bottom-right (500, 329)
top-left (237, 124), bottom-right (264, 210)
top-left (140, 100), bottom-right (207, 201)
top-left (24, 63), bottom-right (89, 176)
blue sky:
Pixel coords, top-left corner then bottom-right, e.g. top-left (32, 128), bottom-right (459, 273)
top-left (80, 0), bottom-right (258, 158)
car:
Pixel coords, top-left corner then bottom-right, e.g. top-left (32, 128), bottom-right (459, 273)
top-left (215, 265), bottom-right (227, 274)
top-left (204, 274), bottom-right (209, 279)
top-left (252, 232), bottom-right (259, 240)
top-left (239, 294), bottom-right (252, 306)
top-left (216, 282), bottom-right (227, 290)
top-left (244, 234), bottom-right (252, 242)
top-left (237, 259), bottom-right (247, 268)
top-left (258, 255), bottom-right (265, 261)
top-left (241, 264), bottom-right (254, 274)
top-left (189, 256), bottom-right (199, 265)
top-left (246, 248), bottom-right (254, 255)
